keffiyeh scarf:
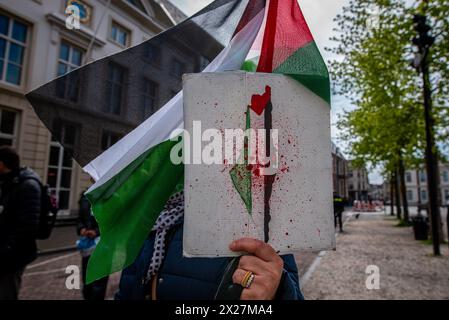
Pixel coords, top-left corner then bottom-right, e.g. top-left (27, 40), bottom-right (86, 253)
top-left (144, 191), bottom-right (184, 284)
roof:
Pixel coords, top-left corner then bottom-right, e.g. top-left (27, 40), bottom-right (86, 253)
top-left (158, 0), bottom-right (188, 25)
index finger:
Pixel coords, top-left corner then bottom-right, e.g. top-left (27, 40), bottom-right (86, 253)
top-left (229, 238), bottom-right (277, 262)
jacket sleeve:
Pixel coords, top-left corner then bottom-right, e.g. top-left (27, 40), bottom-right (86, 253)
top-left (13, 179), bottom-right (41, 239)
top-left (77, 195), bottom-right (92, 235)
top-left (275, 254), bottom-right (305, 300)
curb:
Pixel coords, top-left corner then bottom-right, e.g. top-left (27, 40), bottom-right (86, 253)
top-left (37, 246), bottom-right (77, 256)
top-left (300, 212), bottom-right (354, 286)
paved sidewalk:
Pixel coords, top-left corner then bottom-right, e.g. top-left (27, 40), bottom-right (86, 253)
top-left (19, 210), bottom-right (449, 300)
top-left (302, 213), bottom-right (449, 300)
top-left (20, 252), bottom-right (121, 300)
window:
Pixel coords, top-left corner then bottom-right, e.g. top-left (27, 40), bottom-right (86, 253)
top-left (0, 13), bottom-right (28, 86)
top-left (405, 171), bottom-right (412, 183)
top-left (445, 189), bottom-right (449, 201)
top-left (419, 171), bottom-right (427, 182)
top-left (142, 79), bottom-right (158, 118)
top-left (407, 190), bottom-right (413, 201)
top-left (146, 44), bottom-right (161, 65)
top-left (170, 59), bottom-right (184, 77)
top-left (421, 189), bottom-right (427, 202)
top-left (101, 131), bottom-right (122, 151)
top-left (419, 171), bottom-right (426, 183)
top-left (111, 22), bottom-right (130, 47)
top-left (47, 122), bottom-right (77, 211)
top-left (105, 63), bottom-right (126, 115)
top-left (56, 41), bottom-right (84, 102)
top-left (0, 108), bottom-right (18, 146)
top-left (442, 170), bottom-right (449, 183)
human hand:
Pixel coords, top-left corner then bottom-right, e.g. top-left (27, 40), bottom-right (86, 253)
top-left (229, 238), bottom-right (283, 300)
top-left (80, 228), bottom-right (88, 237)
top-left (85, 230), bottom-right (97, 239)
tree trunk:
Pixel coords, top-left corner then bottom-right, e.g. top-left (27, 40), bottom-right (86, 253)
top-left (393, 170), bottom-right (402, 220)
top-left (416, 170), bottom-right (422, 214)
top-left (390, 176), bottom-right (395, 216)
top-left (398, 157), bottom-right (409, 222)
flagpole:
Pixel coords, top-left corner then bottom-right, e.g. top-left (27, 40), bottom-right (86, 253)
top-left (264, 100), bottom-right (276, 243)
top-left (258, 0), bottom-right (278, 243)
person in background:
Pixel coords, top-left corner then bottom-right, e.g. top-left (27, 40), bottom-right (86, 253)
top-left (0, 147), bottom-right (41, 300)
top-left (333, 194), bottom-right (345, 232)
top-left (77, 191), bottom-right (109, 300)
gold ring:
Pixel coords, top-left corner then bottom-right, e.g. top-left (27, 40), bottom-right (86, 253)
top-left (241, 271), bottom-right (254, 288)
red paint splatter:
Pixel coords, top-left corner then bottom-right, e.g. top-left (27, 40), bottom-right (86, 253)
top-left (280, 167), bottom-right (290, 173)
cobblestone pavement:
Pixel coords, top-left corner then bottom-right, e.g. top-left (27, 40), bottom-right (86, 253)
top-left (19, 210), bottom-right (448, 300)
top-left (20, 252), bottom-right (121, 300)
top-left (19, 212), bottom-right (349, 300)
top-left (302, 213), bottom-right (449, 300)
top-left (36, 225), bottom-right (78, 252)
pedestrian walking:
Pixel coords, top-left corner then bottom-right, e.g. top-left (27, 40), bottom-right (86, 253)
top-left (77, 191), bottom-right (109, 300)
top-left (0, 147), bottom-right (41, 300)
top-left (333, 194), bottom-right (345, 232)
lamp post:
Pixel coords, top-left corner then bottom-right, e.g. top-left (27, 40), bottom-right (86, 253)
top-left (411, 13), bottom-right (441, 256)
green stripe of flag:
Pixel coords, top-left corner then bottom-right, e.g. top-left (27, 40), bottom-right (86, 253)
top-left (274, 41), bottom-right (330, 104)
top-left (86, 139), bottom-right (183, 283)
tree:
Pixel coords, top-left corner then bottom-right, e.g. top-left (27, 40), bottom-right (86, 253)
top-left (329, 0), bottom-right (448, 225)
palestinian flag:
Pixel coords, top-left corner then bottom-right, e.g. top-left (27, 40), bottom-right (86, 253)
top-left (26, 0), bottom-right (330, 283)
top-left (245, 0), bottom-right (330, 103)
top-left (231, 0), bottom-right (330, 239)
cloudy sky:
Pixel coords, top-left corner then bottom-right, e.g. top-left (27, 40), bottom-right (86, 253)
top-left (168, 0), bottom-right (383, 184)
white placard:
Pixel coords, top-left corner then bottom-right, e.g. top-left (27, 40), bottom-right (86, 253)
top-left (182, 72), bottom-right (334, 257)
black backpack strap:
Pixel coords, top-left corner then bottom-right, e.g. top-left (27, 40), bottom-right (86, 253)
top-left (214, 257), bottom-right (244, 300)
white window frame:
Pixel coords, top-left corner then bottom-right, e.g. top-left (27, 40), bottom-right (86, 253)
top-left (421, 189), bottom-right (428, 201)
top-left (405, 171), bottom-right (412, 183)
top-left (0, 107), bottom-right (19, 147)
top-left (407, 189), bottom-right (413, 201)
top-left (0, 13), bottom-right (29, 87)
top-left (101, 130), bottom-right (122, 151)
top-left (48, 141), bottom-right (73, 215)
top-left (110, 21), bottom-right (130, 48)
top-left (105, 62), bottom-right (126, 115)
top-left (442, 170), bottom-right (449, 183)
top-left (57, 40), bottom-right (84, 75)
top-left (143, 78), bottom-right (158, 117)
top-left (47, 124), bottom-right (75, 215)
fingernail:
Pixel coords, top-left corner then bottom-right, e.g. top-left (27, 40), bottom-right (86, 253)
top-left (229, 241), bottom-right (236, 250)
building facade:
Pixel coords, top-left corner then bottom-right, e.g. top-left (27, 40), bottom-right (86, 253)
top-left (403, 163), bottom-right (449, 206)
top-left (0, 0), bottom-right (187, 217)
top-left (368, 183), bottom-right (383, 200)
top-left (347, 161), bottom-right (369, 202)
top-left (331, 142), bottom-right (348, 198)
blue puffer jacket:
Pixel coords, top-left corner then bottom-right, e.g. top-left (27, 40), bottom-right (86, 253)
top-left (116, 220), bottom-right (304, 300)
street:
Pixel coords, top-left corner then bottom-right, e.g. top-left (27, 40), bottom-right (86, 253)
top-left (303, 212), bottom-right (449, 299)
top-left (20, 208), bottom-right (449, 300)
